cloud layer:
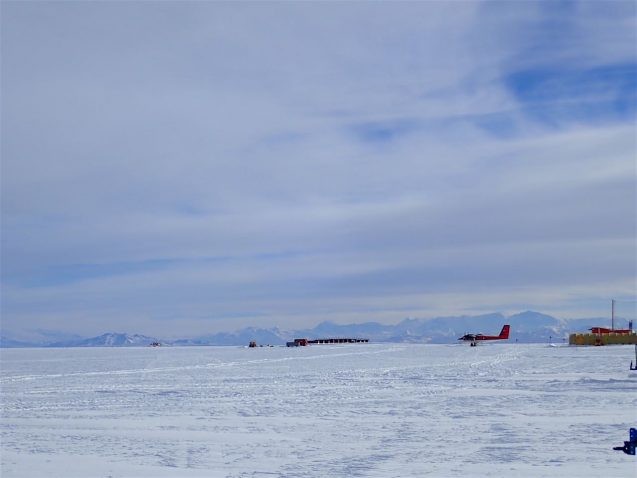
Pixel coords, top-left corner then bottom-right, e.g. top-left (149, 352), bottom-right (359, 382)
top-left (2, 2), bottom-right (636, 335)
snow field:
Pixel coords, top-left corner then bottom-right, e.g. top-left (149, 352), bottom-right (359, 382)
top-left (1, 344), bottom-right (636, 477)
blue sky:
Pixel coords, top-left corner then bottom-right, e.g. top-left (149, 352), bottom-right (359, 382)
top-left (1, 1), bottom-right (636, 336)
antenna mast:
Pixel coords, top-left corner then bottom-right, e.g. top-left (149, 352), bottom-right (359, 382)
top-left (612, 298), bottom-right (615, 331)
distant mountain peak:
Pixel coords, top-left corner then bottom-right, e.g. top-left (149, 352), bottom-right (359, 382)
top-left (48, 332), bottom-right (160, 347)
top-left (2, 311), bottom-right (623, 347)
top-left (509, 310), bottom-right (553, 318)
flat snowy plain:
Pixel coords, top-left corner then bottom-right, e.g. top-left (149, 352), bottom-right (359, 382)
top-left (1, 344), bottom-right (636, 477)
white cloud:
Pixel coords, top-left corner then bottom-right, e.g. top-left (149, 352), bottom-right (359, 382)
top-left (2, 2), bottom-right (635, 335)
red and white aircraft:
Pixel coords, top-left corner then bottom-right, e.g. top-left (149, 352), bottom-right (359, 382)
top-left (459, 325), bottom-right (510, 346)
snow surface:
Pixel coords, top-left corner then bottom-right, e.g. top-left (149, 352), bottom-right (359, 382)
top-left (1, 344), bottom-right (636, 477)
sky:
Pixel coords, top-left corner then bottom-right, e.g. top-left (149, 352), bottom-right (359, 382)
top-left (1, 1), bottom-right (636, 337)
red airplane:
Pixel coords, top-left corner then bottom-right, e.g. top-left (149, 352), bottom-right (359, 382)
top-left (459, 325), bottom-right (510, 346)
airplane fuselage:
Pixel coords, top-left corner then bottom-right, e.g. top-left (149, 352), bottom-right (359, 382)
top-left (459, 325), bottom-right (510, 343)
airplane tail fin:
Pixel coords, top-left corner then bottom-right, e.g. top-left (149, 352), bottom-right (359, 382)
top-left (499, 325), bottom-right (510, 339)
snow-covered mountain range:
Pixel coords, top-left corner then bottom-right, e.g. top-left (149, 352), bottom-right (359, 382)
top-left (1, 311), bottom-right (629, 347)
top-left (51, 333), bottom-right (159, 347)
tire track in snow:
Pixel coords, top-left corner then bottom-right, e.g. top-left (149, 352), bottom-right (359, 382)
top-left (1, 346), bottom-right (404, 384)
